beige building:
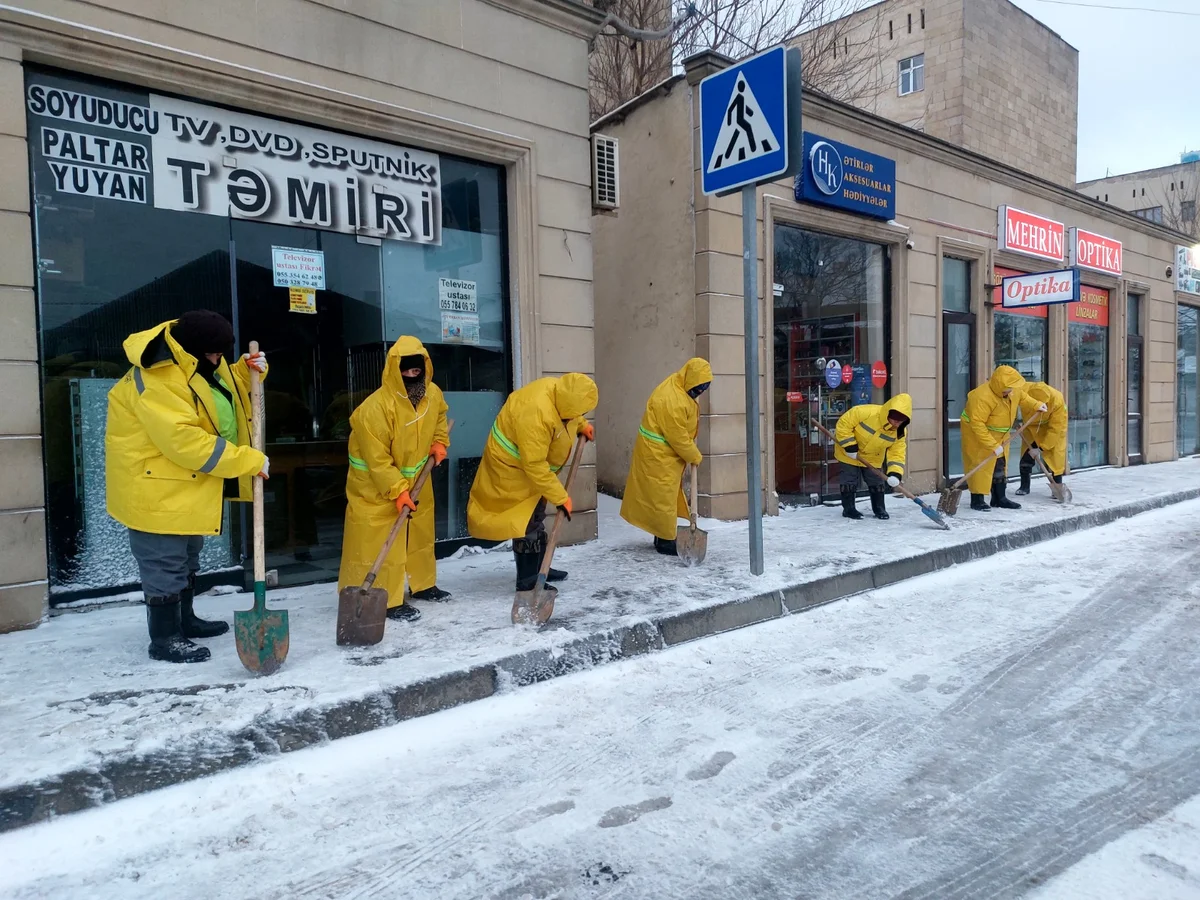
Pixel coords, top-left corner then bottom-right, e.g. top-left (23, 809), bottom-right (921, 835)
top-left (1078, 156), bottom-right (1200, 238)
top-left (0, 0), bottom-right (605, 632)
top-left (798, 0), bottom-right (1079, 187)
top-left (593, 51), bottom-right (1186, 522)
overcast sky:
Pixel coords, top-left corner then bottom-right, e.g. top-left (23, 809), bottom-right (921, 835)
top-left (1004, 0), bottom-right (1198, 182)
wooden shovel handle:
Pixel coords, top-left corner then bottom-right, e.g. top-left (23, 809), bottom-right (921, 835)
top-left (362, 421), bottom-right (454, 591)
top-left (249, 340), bottom-right (266, 589)
top-left (537, 433), bottom-right (587, 581)
top-left (689, 462), bottom-right (699, 529)
top-left (947, 412), bottom-right (1041, 491)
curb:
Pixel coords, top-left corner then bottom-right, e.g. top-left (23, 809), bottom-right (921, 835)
top-left (3, 487), bottom-right (1198, 833)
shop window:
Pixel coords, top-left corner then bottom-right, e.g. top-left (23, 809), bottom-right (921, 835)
top-left (899, 54), bottom-right (925, 96)
top-left (1127, 293), bottom-right (1143, 462)
top-left (1067, 286), bottom-right (1110, 469)
top-left (1180, 305), bottom-right (1199, 458)
top-left (993, 268), bottom-right (1048, 383)
top-left (772, 224), bottom-right (889, 503)
top-left (942, 257), bottom-right (974, 479)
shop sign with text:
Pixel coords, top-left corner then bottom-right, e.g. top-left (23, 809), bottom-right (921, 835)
top-left (1178, 245), bottom-right (1200, 296)
top-left (1000, 268), bottom-right (1080, 310)
top-left (795, 132), bottom-right (895, 220)
top-left (997, 205), bottom-right (1065, 263)
top-left (1068, 228), bottom-right (1122, 277)
top-left (1069, 285), bottom-right (1109, 327)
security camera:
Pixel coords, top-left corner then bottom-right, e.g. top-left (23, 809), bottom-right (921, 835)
top-left (905, 238), bottom-right (915, 250)
top-left (1167, 265), bottom-right (1174, 279)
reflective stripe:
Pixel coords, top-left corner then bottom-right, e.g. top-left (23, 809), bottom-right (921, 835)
top-left (860, 423), bottom-right (877, 435)
top-left (876, 432), bottom-right (896, 443)
top-left (888, 461), bottom-right (906, 473)
top-left (987, 426), bottom-right (1010, 433)
top-left (348, 454), bottom-right (368, 472)
top-left (837, 436), bottom-right (856, 447)
top-left (400, 456), bottom-right (429, 478)
top-left (491, 422), bottom-right (520, 460)
top-left (960, 413), bottom-right (970, 422)
top-left (549, 463), bottom-right (563, 473)
top-left (133, 368), bottom-right (145, 394)
top-left (199, 437), bottom-right (226, 474)
top-left (638, 426), bottom-right (668, 445)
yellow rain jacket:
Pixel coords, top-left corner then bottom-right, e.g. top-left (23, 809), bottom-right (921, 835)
top-left (620, 358), bottom-right (712, 540)
top-left (960, 365), bottom-right (1027, 493)
top-left (1019, 382), bottom-right (1068, 476)
top-left (105, 321), bottom-right (266, 537)
top-left (467, 374), bottom-right (598, 541)
top-left (336, 337), bottom-right (449, 606)
top-left (833, 393), bottom-right (912, 480)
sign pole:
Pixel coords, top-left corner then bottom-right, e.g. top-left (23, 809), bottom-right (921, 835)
top-left (742, 183), bottom-right (764, 576)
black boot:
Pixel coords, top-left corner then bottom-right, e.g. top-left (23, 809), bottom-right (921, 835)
top-left (534, 542), bottom-right (568, 582)
top-left (146, 596), bottom-right (210, 663)
top-left (869, 487), bottom-right (889, 520)
top-left (990, 477), bottom-right (1022, 510)
top-left (841, 486), bottom-right (863, 520)
top-left (653, 536), bottom-right (679, 556)
top-left (514, 536), bottom-right (559, 596)
top-left (386, 603), bottom-right (422, 622)
top-left (179, 573), bottom-right (229, 639)
top-left (970, 493), bottom-right (992, 511)
top-left (1016, 460), bottom-right (1033, 496)
top-left (411, 586), bottom-right (452, 602)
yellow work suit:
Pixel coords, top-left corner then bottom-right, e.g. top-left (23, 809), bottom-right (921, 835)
top-left (1018, 382), bottom-right (1068, 476)
top-left (960, 366), bottom-right (1027, 494)
top-left (336, 337), bottom-right (449, 608)
top-left (620, 358), bottom-right (712, 540)
top-left (833, 393), bottom-right (913, 479)
top-left (105, 320), bottom-right (266, 537)
top-left (467, 374), bottom-right (598, 541)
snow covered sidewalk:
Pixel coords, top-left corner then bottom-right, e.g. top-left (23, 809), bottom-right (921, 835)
top-left (2, 459), bottom-right (1198, 831)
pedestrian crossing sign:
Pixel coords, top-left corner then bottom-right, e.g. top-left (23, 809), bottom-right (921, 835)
top-left (699, 46), bottom-right (789, 195)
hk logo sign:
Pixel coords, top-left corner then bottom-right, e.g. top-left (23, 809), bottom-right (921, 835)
top-left (809, 141), bottom-right (842, 195)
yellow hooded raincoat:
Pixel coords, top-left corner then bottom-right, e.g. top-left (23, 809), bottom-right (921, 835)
top-left (960, 365), bottom-right (1027, 494)
top-left (336, 337), bottom-right (449, 606)
top-left (833, 393), bottom-right (913, 480)
top-left (105, 320), bottom-right (266, 537)
top-left (467, 374), bottom-right (598, 541)
top-left (620, 358), bottom-right (712, 540)
top-left (1018, 382), bottom-right (1068, 476)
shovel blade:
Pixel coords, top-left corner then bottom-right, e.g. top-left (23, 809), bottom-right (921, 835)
top-left (512, 586), bottom-right (555, 626)
top-left (336, 585), bottom-right (388, 647)
top-left (234, 606), bottom-right (290, 676)
top-left (676, 525), bottom-right (708, 566)
top-left (937, 488), bottom-right (962, 516)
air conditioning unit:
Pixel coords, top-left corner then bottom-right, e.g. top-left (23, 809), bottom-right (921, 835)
top-left (591, 133), bottom-right (619, 211)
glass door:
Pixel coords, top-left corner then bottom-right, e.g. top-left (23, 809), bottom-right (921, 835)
top-left (944, 319), bottom-right (974, 479)
top-left (1180, 305), bottom-right (1199, 458)
top-left (1126, 293), bottom-right (1144, 464)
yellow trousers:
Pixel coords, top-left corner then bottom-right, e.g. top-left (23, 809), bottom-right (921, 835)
top-left (401, 479), bottom-right (437, 600)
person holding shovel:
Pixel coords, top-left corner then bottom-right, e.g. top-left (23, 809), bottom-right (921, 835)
top-left (467, 373), bottom-right (598, 598)
top-left (833, 393), bottom-right (912, 521)
top-left (106, 311), bottom-right (269, 664)
top-left (1016, 381), bottom-right (1068, 495)
top-left (336, 337), bottom-right (450, 623)
top-left (960, 365), bottom-right (1038, 511)
top-left (620, 358), bottom-right (712, 554)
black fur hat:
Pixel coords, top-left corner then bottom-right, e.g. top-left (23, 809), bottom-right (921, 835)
top-left (172, 310), bottom-right (234, 357)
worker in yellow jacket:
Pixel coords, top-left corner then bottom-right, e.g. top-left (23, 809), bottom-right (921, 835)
top-left (961, 365), bottom-right (1035, 511)
top-left (337, 337), bottom-right (450, 623)
top-left (467, 373), bottom-right (598, 598)
top-left (620, 358), bottom-right (712, 554)
top-left (833, 393), bottom-right (912, 521)
top-left (1016, 381), bottom-right (1068, 495)
top-left (106, 311), bottom-right (268, 664)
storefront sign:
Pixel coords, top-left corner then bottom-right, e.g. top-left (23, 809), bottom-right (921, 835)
top-left (26, 82), bottom-right (443, 245)
top-left (1069, 285), bottom-right (1109, 327)
top-left (1178, 245), bottom-right (1200, 296)
top-left (441, 312), bottom-right (480, 345)
top-left (1000, 268), bottom-right (1080, 310)
top-left (871, 361), bottom-right (888, 388)
top-left (824, 358), bottom-right (842, 388)
top-left (786, 391), bottom-right (804, 403)
top-left (841, 364), bottom-right (853, 384)
top-left (438, 278), bottom-right (477, 312)
top-left (996, 206), bottom-right (1065, 263)
top-left (272, 247), bottom-right (325, 289)
top-left (1068, 228), bottom-right (1122, 277)
top-left (795, 132), bottom-right (895, 220)
top-left (288, 287), bottom-right (316, 315)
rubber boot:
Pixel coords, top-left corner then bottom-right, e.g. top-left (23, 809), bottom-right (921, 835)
top-left (1016, 460), bottom-right (1033, 496)
top-left (146, 596), bottom-right (210, 663)
top-left (653, 536), bottom-right (679, 556)
top-left (990, 476), bottom-right (1022, 510)
top-left (535, 542), bottom-right (568, 582)
top-left (410, 586), bottom-right (452, 602)
top-left (970, 493), bottom-right (992, 511)
top-left (179, 572), bottom-right (229, 639)
top-left (386, 602), bottom-right (422, 622)
top-left (514, 536), bottom-right (559, 597)
top-left (868, 486), bottom-right (889, 520)
top-left (841, 486), bottom-right (863, 520)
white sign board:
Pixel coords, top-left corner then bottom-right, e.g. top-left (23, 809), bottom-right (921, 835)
top-left (441, 311), bottom-right (480, 345)
top-left (1178, 245), bottom-right (1200, 296)
top-left (438, 278), bottom-right (477, 312)
top-left (1000, 268), bottom-right (1080, 310)
top-left (272, 247), bottom-right (326, 289)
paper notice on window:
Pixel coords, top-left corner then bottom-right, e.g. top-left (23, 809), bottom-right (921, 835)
top-left (289, 287), bottom-right (317, 315)
top-left (438, 277), bottom-right (477, 312)
top-left (273, 247), bottom-right (326, 289)
top-left (441, 311), bottom-right (480, 344)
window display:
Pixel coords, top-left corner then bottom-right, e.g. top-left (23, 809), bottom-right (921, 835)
top-left (1067, 286), bottom-right (1110, 469)
top-left (1180, 305), bottom-right (1199, 458)
top-left (993, 268), bottom-right (1048, 383)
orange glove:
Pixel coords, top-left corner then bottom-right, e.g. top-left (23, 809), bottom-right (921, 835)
top-left (557, 497), bottom-right (573, 521)
top-left (395, 491), bottom-right (417, 514)
top-left (430, 442), bottom-right (448, 466)
top-left (580, 422), bottom-right (595, 442)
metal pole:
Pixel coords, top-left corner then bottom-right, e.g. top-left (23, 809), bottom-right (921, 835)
top-left (742, 184), bottom-right (764, 575)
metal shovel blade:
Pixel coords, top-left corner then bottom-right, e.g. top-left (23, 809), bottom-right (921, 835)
top-left (512, 581), bottom-right (555, 626)
top-left (676, 524), bottom-right (708, 566)
top-left (937, 488), bottom-right (962, 516)
top-left (336, 585), bottom-right (388, 647)
top-left (234, 588), bottom-right (290, 676)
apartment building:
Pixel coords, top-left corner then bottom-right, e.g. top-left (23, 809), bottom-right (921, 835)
top-left (1078, 154), bottom-right (1200, 238)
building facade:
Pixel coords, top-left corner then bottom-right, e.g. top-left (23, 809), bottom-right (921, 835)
top-left (1078, 156), bottom-right (1200, 238)
top-left (592, 51), bottom-right (1185, 520)
top-left (798, 0), bottom-right (1079, 187)
top-left (0, 0), bottom-right (604, 632)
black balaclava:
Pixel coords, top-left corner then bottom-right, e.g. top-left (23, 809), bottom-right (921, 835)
top-left (687, 381), bottom-right (711, 400)
top-left (888, 412), bottom-right (910, 439)
top-left (172, 310), bottom-right (234, 381)
top-left (399, 353), bottom-right (426, 407)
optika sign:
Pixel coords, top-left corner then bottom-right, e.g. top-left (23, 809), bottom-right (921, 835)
top-left (1000, 268), bottom-right (1080, 310)
top-left (1068, 228), bottom-right (1122, 276)
top-left (996, 205), bottom-right (1065, 263)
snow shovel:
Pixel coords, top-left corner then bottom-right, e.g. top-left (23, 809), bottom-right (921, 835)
top-left (512, 434), bottom-right (587, 627)
top-left (810, 419), bottom-right (950, 531)
top-left (336, 422), bottom-right (454, 646)
top-left (937, 413), bottom-right (1041, 516)
top-left (676, 464), bottom-right (708, 565)
top-left (1031, 450), bottom-right (1072, 503)
top-left (234, 341), bottom-right (290, 676)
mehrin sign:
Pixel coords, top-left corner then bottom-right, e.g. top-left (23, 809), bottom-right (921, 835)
top-left (997, 205), bottom-right (1065, 263)
top-left (1000, 268), bottom-right (1080, 310)
top-left (1068, 227), bottom-right (1122, 277)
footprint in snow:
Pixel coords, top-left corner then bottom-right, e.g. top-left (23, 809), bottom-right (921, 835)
top-left (937, 675), bottom-right (964, 695)
top-left (598, 796), bottom-right (672, 828)
top-left (505, 799), bottom-right (576, 832)
top-left (897, 674), bottom-right (930, 693)
top-left (687, 751), bottom-right (736, 781)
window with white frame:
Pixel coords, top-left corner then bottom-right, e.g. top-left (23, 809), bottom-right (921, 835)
top-left (898, 54), bottom-right (924, 95)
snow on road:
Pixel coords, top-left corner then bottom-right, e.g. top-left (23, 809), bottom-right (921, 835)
top-left (3, 499), bottom-right (1200, 899)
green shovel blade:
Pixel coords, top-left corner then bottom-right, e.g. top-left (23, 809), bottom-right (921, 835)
top-left (234, 583), bottom-right (290, 676)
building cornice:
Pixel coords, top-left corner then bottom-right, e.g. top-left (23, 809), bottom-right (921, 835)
top-left (482, 0), bottom-right (606, 40)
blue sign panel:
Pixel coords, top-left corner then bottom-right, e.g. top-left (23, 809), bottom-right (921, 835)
top-left (795, 132), bottom-right (896, 219)
top-left (824, 358), bottom-right (842, 389)
top-left (699, 46), bottom-right (789, 195)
